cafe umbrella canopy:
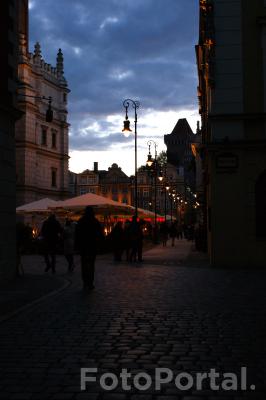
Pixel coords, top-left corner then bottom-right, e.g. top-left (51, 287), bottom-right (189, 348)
top-left (49, 192), bottom-right (134, 216)
top-left (16, 198), bottom-right (59, 214)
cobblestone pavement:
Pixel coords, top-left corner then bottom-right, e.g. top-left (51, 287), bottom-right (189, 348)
top-left (0, 239), bottom-right (266, 400)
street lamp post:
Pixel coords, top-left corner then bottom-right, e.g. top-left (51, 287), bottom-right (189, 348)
top-left (170, 194), bottom-right (173, 223)
top-left (122, 99), bottom-right (140, 219)
top-left (146, 140), bottom-right (158, 241)
top-left (18, 94), bottom-right (53, 122)
top-left (158, 164), bottom-right (167, 222)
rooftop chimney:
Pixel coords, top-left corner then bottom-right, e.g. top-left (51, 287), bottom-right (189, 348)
top-left (94, 162), bottom-right (98, 172)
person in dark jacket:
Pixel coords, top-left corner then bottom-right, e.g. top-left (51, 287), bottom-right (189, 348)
top-left (169, 221), bottom-right (178, 247)
top-left (124, 219), bottom-right (131, 261)
top-left (75, 206), bottom-right (103, 291)
top-left (160, 222), bottom-right (169, 247)
top-left (128, 216), bottom-right (143, 263)
top-left (63, 218), bottom-right (76, 273)
top-left (110, 221), bottom-right (124, 262)
top-left (41, 214), bottom-right (62, 273)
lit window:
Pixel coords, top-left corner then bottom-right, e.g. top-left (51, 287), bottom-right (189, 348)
top-left (143, 189), bottom-right (149, 197)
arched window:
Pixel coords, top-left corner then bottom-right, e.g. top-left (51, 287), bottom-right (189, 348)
top-left (255, 170), bottom-right (266, 238)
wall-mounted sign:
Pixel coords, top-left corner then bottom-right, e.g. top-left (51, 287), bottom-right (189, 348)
top-left (216, 153), bottom-right (238, 171)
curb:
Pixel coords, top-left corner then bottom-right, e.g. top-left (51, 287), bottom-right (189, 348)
top-left (0, 276), bottom-right (71, 324)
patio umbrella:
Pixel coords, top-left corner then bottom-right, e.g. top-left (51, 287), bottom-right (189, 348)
top-left (16, 198), bottom-right (59, 214)
top-left (50, 192), bottom-right (133, 215)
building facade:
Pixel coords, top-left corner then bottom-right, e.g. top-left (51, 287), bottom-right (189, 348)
top-left (69, 160), bottom-right (195, 222)
top-left (135, 163), bottom-right (185, 219)
top-left (196, 0), bottom-right (266, 267)
top-left (0, 1), bottom-right (23, 280)
top-left (100, 163), bottom-right (131, 204)
top-left (16, 37), bottom-right (70, 206)
top-left (70, 162), bottom-right (132, 205)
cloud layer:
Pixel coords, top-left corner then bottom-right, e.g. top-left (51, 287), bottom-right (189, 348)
top-left (29, 0), bottom-right (199, 173)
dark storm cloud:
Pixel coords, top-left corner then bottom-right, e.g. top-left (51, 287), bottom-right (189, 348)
top-left (29, 0), bottom-right (198, 150)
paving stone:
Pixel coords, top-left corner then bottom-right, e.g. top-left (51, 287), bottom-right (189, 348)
top-left (0, 244), bottom-right (266, 399)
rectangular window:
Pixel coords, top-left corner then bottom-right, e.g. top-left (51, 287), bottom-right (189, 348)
top-left (143, 189), bottom-right (149, 197)
top-left (51, 168), bottom-right (57, 187)
top-left (80, 188), bottom-right (88, 195)
top-left (51, 131), bottom-right (57, 148)
top-left (41, 128), bottom-right (47, 145)
top-left (88, 176), bottom-right (96, 184)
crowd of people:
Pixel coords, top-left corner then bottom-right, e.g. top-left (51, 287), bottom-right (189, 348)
top-left (37, 208), bottom-right (147, 291)
top-left (17, 207), bottom-right (200, 291)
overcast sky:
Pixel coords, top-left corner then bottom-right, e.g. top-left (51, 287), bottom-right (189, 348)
top-left (29, 0), bottom-right (199, 176)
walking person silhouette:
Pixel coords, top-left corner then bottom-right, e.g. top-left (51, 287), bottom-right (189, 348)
top-left (75, 206), bottom-right (104, 291)
top-left (41, 214), bottom-right (62, 274)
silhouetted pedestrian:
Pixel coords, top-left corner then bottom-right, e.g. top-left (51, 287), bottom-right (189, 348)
top-left (160, 222), bottom-right (168, 247)
top-left (41, 214), bottom-right (62, 274)
top-left (110, 221), bottom-right (124, 262)
top-left (169, 221), bottom-right (178, 247)
top-left (63, 218), bottom-right (76, 273)
top-left (75, 206), bottom-right (103, 291)
top-left (124, 219), bottom-right (131, 261)
top-left (128, 216), bottom-right (143, 263)
top-left (137, 219), bottom-right (144, 262)
top-left (187, 224), bottom-right (195, 241)
top-left (176, 224), bottom-right (183, 239)
top-left (16, 222), bottom-right (32, 276)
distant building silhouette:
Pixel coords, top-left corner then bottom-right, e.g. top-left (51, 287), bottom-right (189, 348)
top-left (164, 118), bottom-right (196, 189)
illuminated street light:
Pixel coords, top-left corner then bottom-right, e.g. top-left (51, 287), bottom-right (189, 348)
top-left (18, 94), bottom-right (53, 122)
top-left (146, 140), bottom-right (159, 242)
top-left (122, 99), bottom-right (140, 218)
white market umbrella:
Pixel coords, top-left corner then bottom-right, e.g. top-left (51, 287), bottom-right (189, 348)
top-left (16, 198), bottom-right (59, 214)
top-left (50, 192), bottom-right (133, 215)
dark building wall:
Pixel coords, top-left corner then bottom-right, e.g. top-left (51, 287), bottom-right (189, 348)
top-left (0, 1), bottom-right (23, 280)
top-left (196, 0), bottom-right (266, 267)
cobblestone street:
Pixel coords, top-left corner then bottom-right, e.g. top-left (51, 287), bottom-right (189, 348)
top-left (0, 240), bottom-right (266, 399)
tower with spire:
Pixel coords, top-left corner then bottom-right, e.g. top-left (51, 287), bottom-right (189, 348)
top-left (16, 39), bottom-right (71, 206)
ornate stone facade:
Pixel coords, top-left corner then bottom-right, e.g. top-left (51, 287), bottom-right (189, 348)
top-left (16, 37), bottom-right (70, 206)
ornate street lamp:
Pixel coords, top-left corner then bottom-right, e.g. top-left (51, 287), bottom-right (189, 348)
top-left (122, 99), bottom-right (140, 219)
top-left (146, 140), bottom-right (159, 241)
top-left (18, 94), bottom-right (53, 122)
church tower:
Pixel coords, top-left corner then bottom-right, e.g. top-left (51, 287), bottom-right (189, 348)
top-left (16, 32), bottom-right (70, 205)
